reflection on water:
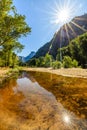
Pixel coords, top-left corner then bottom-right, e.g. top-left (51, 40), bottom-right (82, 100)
top-left (0, 71), bottom-right (87, 130)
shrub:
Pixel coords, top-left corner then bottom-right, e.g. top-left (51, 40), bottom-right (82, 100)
top-left (72, 59), bottom-right (78, 68)
top-left (44, 54), bottom-right (52, 67)
top-left (63, 56), bottom-right (73, 68)
top-left (52, 61), bottom-right (62, 69)
top-left (63, 56), bottom-right (79, 68)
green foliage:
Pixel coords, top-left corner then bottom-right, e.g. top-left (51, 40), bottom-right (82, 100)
top-left (69, 33), bottom-right (87, 67)
top-left (36, 57), bottom-right (45, 67)
top-left (63, 56), bottom-right (73, 68)
top-left (44, 53), bottom-right (52, 67)
top-left (52, 61), bottom-right (62, 69)
top-left (27, 53), bottom-right (53, 68)
top-left (72, 59), bottom-right (78, 68)
top-left (57, 33), bottom-right (87, 68)
top-left (0, 0), bottom-right (31, 67)
top-left (63, 56), bottom-right (78, 68)
top-left (56, 46), bottom-right (71, 61)
top-left (0, 58), bottom-right (5, 67)
top-left (28, 58), bottom-right (37, 67)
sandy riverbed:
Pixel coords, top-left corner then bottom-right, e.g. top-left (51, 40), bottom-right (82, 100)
top-left (23, 67), bottom-right (87, 78)
top-left (1, 67), bottom-right (87, 79)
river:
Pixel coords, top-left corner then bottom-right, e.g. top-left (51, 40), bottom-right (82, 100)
top-left (0, 71), bottom-right (87, 130)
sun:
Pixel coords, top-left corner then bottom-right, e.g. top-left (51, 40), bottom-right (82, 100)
top-left (49, 0), bottom-right (78, 26)
top-left (58, 8), bottom-right (70, 24)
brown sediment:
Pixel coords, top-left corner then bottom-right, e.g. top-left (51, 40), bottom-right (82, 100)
top-left (0, 68), bottom-right (19, 85)
top-left (23, 67), bottom-right (87, 78)
top-left (0, 68), bottom-right (9, 77)
top-left (27, 71), bottom-right (87, 120)
top-left (0, 68), bottom-right (10, 84)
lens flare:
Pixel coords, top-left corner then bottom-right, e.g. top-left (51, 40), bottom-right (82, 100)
top-left (63, 114), bottom-right (71, 124)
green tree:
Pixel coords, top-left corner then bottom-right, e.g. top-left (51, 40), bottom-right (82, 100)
top-left (56, 46), bottom-right (71, 61)
top-left (72, 59), bottom-right (78, 68)
top-left (52, 61), bottom-right (62, 69)
top-left (69, 33), bottom-right (87, 67)
top-left (63, 56), bottom-right (78, 68)
top-left (56, 33), bottom-right (87, 68)
top-left (28, 58), bottom-right (37, 67)
top-left (44, 53), bottom-right (52, 67)
top-left (63, 56), bottom-right (73, 68)
top-left (0, 0), bottom-right (31, 67)
top-left (36, 57), bottom-right (45, 67)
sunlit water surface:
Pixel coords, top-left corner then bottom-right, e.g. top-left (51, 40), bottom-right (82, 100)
top-left (0, 71), bottom-right (87, 130)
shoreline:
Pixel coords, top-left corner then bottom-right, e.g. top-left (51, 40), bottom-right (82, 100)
top-left (0, 68), bottom-right (19, 84)
top-left (0, 68), bottom-right (10, 83)
top-left (23, 67), bottom-right (87, 78)
top-left (0, 67), bottom-right (87, 84)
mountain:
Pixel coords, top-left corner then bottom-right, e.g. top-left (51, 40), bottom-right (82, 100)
top-left (35, 13), bottom-right (87, 59)
top-left (19, 51), bottom-right (36, 63)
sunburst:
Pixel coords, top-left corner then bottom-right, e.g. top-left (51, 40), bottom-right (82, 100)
top-left (47, 0), bottom-right (87, 60)
top-left (50, 0), bottom-right (77, 26)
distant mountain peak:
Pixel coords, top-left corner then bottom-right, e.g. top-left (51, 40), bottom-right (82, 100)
top-left (19, 51), bottom-right (36, 63)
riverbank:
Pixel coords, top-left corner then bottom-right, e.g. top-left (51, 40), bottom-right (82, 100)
top-left (0, 68), bottom-right (19, 84)
top-left (23, 67), bottom-right (87, 78)
top-left (1, 67), bottom-right (87, 84)
top-left (0, 68), bottom-right (9, 83)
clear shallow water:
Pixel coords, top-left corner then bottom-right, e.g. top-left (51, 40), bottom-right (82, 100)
top-left (0, 71), bottom-right (87, 130)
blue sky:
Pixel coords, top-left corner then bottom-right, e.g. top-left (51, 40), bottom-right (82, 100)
top-left (13, 0), bottom-right (87, 56)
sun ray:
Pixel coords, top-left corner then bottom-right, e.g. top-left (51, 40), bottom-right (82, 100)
top-left (67, 23), bottom-right (77, 37)
top-left (58, 0), bottom-right (65, 11)
top-left (74, 17), bottom-right (87, 21)
top-left (64, 24), bottom-right (70, 42)
top-left (71, 21), bottom-right (87, 32)
top-left (59, 27), bottom-right (64, 61)
top-left (60, 28), bottom-right (63, 47)
top-left (54, 0), bottom-right (60, 11)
